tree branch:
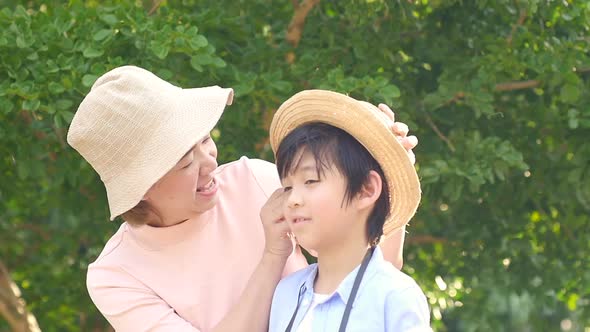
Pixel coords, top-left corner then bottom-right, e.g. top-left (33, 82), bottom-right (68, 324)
top-left (506, 9), bottom-right (527, 46)
top-left (406, 235), bottom-right (447, 245)
top-left (148, 0), bottom-right (164, 16)
top-left (425, 113), bottom-right (456, 152)
top-left (494, 79), bottom-right (539, 92)
top-left (286, 0), bottom-right (320, 48)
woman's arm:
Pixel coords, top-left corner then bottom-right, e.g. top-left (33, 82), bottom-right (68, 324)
top-left (211, 252), bottom-right (287, 332)
top-left (380, 225), bottom-right (406, 269)
top-left (87, 252), bottom-right (288, 332)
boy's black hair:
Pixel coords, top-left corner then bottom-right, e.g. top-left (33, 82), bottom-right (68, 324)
top-left (275, 123), bottom-right (390, 246)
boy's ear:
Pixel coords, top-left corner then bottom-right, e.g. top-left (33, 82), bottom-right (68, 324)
top-left (355, 170), bottom-right (383, 210)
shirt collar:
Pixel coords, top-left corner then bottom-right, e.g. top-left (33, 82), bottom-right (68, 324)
top-left (298, 246), bottom-right (386, 306)
top-left (335, 246), bottom-right (384, 305)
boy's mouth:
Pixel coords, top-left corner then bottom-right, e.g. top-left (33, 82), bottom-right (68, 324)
top-left (292, 217), bottom-right (311, 224)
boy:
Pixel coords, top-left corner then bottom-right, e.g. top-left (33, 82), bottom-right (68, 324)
top-left (268, 90), bottom-right (430, 331)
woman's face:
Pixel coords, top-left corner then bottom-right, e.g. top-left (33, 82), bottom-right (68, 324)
top-left (143, 134), bottom-right (219, 226)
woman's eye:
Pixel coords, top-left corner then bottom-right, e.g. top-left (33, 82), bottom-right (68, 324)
top-left (182, 161), bottom-right (192, 169)
top-left (202, 136), bottom-right (211, 143)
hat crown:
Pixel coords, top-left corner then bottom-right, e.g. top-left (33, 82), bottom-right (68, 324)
top-left (67, 66), bottom-right (177, 182)
top-left (269, 89), bottom-right (421, 235)
top-left (67, 65), bottom-right (234, 219)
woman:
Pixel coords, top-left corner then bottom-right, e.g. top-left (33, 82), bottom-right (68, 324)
top-left (67, 65), bottom-right (419, 332)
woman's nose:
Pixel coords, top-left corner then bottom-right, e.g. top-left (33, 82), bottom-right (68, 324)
top-left (197, 149), bottom-right (218, 176)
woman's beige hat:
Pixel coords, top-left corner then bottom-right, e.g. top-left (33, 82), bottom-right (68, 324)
top-left (67, 65), bottom-right (234, 220)
top-left (269, 90), bottom-right (421, 236)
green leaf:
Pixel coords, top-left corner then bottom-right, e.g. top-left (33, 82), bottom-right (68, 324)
top-left (191, 54), bottom-right (215, 66)
top-left (189, 35), bottom-right (208, 50)
top-left (156, 69), bottom-right (174, 80)
top-left (149, 41), bottom-right (169, 59)
top-left (60, 111), bottom-right (75, 124)
top-left (83, 48), bottom-right (104, 58)
top-left (560, 84), bottom-right (580, 103)
top-left (82, 74), bottom-right (99, 87)
top-left (26, 52), bottom-right (38, 61)
top-left (378, 84), bottom-right (401, 104)
top-left (48, 82), bottom-right (65, 94)
top-left (93, 29), bottom-right (112, 41)
top-left (16, 35), bottom-right (27, 48)
top-left (100, 14), bottom-right (118, 26)
top-left (212, 57), bottom-right (226, 68)
top-left (273, 81), bottom-right (292, 93)
top-left (190, 61), bottom-right (203, 72)
top-left (233, 83), bottom-right (255, 97)
top-left (56, 99), bottom-right (74, 111)
top-left (0, 97), bottom-right (15, 114)
top-left (567, 293), bottom-right (579, 311)
top-left (22, 99), bottom-right (40, 111)
top-left (53, 113), bottom-right (63, 128)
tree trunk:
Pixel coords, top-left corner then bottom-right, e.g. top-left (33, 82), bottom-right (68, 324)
top-left (0, 260), bottom-right (41, 332)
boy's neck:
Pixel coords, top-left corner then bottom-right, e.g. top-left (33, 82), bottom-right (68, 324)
top-left (313, 234), bottom-right (370, 295)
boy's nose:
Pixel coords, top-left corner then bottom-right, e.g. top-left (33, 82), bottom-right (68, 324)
top-left (287, 190), bottom-right (303, 209)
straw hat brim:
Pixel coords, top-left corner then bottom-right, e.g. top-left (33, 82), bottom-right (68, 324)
top-left (104, 87), bottom-right (234, 220)
top-left (269, 90), bottom-right (421, 236)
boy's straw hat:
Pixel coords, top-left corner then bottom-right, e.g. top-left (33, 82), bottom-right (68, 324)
top-left (269, 90), bottom-right (421, 236)
top-left (67, 66), bottom-right (234, 220)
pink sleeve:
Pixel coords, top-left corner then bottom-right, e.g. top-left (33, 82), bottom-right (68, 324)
top-left (87, 265), bottom-right (200, 332)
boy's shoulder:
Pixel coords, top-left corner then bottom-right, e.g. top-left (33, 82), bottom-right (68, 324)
top-left (366, 258), bottom-right (426, 301)
top-left (367, 260), bottom-right (431, 327)
top-left (280, 262), bottom-right (316, 285)
top-left (375, 261), bottom-right (420, 288)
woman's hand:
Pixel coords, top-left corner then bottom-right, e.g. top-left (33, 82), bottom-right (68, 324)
top-left (260, 189), bottom-right (294, 259)
top-left (378, 103), bottom-right (418, 165)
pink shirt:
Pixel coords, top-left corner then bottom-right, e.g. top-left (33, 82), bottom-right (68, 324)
top-left (87, 157), bottom-right (308, 331)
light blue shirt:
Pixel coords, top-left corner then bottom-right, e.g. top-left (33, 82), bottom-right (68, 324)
top-left (269, 247), bottom-right (431, 332)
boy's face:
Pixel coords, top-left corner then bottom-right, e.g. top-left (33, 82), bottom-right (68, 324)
top-left (280, 150), bottom-right (366, 253)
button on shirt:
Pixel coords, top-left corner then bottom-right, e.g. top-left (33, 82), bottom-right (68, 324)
top-left (269, 247), bottom-right (431, 332)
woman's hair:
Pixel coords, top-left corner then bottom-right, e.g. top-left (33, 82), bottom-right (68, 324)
top-left (121, 200), bottom-right (162, 226)
top-left (275, 123), bottom-right (390, 246)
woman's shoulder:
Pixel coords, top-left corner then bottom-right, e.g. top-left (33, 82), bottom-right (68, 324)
top-left (89, 223), bottom-right (129, 266)
top-left (216, 156), bottom-right (274, 171)
top-left (217, 157), bottom-right (280, 197)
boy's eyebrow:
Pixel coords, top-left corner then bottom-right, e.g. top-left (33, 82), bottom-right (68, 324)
top-left (293, 164), bottom-right (317, 174)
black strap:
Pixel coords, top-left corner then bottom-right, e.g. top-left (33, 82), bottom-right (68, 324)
top-left (338, 247), bottom-right (375, 332)
top-left (284, 283), bottom-right (307, 332)
top-left (284, 247), bottom-right (375, 332)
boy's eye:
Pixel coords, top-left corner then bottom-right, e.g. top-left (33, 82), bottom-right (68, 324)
top-left (182, 161), bottom-right (192, 169)
top-left (305, 179), bottom-right (319, 185)
top-left (283, 186), bottom-right (292, 192)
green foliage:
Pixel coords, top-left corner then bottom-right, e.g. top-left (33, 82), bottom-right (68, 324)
top-left (1, 0), bottom-right (588, 331)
